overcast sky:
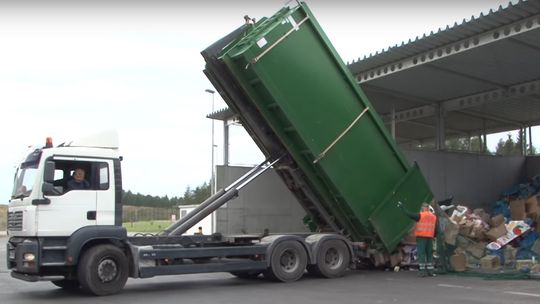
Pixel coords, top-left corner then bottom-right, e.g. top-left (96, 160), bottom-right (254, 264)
top-left (0, 0), bottom-right (518, 203)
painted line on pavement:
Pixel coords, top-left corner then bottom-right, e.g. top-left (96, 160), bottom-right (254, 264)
top-left (437, 284), bottom-right (472, 289)
top-left (504, 291), bottom-right (540, 298)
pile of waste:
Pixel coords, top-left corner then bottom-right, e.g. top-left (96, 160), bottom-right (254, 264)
top-left (392, 176), bottom-right (540, 277)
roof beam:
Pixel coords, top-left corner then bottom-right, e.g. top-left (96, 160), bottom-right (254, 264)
top-left (354, 13), bottom-right (540, 83)
top-left (381, 78), bottom-right (540, 123)
top-left (455, 110), bottom-right (522, 127)
top-left (424, 63), bottom-right (504, 88)
top-left (362, 84), bottom-right (437, 106)
top-left (397, 120), bottom-right (468, 135)
top-left (508, 37), bottom-right (540, 53)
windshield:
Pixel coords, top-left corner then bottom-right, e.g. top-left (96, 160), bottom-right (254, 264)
top-left (11, 149), bottom-right (42, 199)
top-left (12, 168), bottom-right (38, 199)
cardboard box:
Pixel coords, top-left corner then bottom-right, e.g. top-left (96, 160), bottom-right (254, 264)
top-left (466, 241), bottom-right (486, 259)
top-left (504, 246), bottom-right (517, 266)
top-left (459, 221), bottom-right (474, 237)
top-left (526, 195), bottom-right (539, 210)
top-left (369, 250), bottom-right (390, 267)
top-left (465, 253), bottom-right (481, 269)
top-left (509, 199), bottom-right (526, 220)
top-left (450, 252), bottom-right (466, 272)
top-left (485, 224), bottom-right (507, 241)
top-left (489, 214), bottom-right (505, 227)
top-left (515, 259), bottom-right (534, 271)
top-left (480, 255), bottom-right (501, 270)
top-left (473, 208), bottom-right (490, 224)
top-left (456, 235), bottom-right (472, 250)
top-left (469, 226), bottom-right (487, 241)
top-left (389, 251), bottom-right (403, 267)
top-left (526, 196), bottom-right (540, 219)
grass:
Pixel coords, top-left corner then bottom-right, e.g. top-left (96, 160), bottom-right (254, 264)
top-left (0, 205), bottom-right (7, 231)
top-left (123, 220), bottom-right (173, 233)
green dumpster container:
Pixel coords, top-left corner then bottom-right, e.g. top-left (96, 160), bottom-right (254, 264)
top-left (202, 2), bottom-right (433, 251)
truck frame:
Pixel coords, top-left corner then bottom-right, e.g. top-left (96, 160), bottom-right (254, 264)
top-left (7, 2), bottom-right (432, 296)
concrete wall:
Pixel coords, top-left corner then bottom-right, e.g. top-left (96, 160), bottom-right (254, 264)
top-left (403, 149), bottom-right (525, 210)
top-left (216, 150), bottom-right (527, 234)
top-left (215, 165), bottom-right (309, 235)
top-left (524, 156), bottom-right (540, 179)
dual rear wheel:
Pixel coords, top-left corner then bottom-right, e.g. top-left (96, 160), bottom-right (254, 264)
top-left (265, 239), bottom-right (350, 282)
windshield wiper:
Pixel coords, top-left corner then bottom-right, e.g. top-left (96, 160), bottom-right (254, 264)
top-left (11, 194), bottom-right (27, 200)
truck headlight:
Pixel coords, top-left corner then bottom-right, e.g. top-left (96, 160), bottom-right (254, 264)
top-left (23, 253), bottom-right (36, 262)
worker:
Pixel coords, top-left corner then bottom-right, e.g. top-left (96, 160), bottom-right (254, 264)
top-left (67, 168), bottom-right (90, 190)
top-left (397, 201), bottom-right (437, 277)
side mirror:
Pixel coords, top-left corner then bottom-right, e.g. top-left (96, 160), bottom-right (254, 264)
top-left (43, 161), bottom-right (55, 183)
top-left (41, 182), bottom-right (56, 197)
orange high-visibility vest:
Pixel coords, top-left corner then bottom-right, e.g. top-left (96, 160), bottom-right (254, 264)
top-left (415, 211), bottom-right (436, 238)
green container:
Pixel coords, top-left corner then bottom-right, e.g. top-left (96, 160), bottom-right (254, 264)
top-left (203, 2), bottom-right (432, 251)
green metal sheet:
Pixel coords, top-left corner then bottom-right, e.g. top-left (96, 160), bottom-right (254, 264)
top-left (208, 2), bottom-right (433, 251)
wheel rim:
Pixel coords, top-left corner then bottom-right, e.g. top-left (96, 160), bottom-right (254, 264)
top-left (325, 247), bottom-right (343, 270)
top-left (97, 257), bottom-right (119, 283)
top-left (280, 249), bottom-right (300, 273)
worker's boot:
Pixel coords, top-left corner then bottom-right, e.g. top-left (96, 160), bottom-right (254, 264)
top-left (427, 264), bottom-right (436, 277)
top-left (418, 265), bottom-right (426, 277)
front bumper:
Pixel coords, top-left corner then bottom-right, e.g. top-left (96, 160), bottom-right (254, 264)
top-left (7, 237), bottom-right (39, 274)
top-left (11, 271), bottom-right (63, 282)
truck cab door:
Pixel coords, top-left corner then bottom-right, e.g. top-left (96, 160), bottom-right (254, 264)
top-left (36, 159), bottom-right (98, 236)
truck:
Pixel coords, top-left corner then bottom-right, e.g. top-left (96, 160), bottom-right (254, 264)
top-left (6, 2), bottom-right (433, 296)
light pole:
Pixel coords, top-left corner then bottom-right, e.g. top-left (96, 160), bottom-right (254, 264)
top-left (205, 89), bottom-right (216, 196)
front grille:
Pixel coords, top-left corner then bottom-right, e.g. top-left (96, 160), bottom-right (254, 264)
top-left (8, 211), bottom-right (23, 231)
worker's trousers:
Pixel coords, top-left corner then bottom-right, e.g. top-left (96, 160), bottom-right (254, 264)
top-left (416, 237), bottom-right (434, 273)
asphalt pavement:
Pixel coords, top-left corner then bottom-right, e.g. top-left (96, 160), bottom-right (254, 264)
top-left (1, 236), bottom-right (539, 304)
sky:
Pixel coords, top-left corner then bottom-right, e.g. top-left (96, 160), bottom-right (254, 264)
top-left (0, 0), bottom-right (524, 203)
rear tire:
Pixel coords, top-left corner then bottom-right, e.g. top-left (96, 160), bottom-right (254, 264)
top-left (52, 279), bottom-right (80, 290)
top-left (265, 240), bottom-right (307, 282)
top-left (310, 240), bottom-right (350, 278)
top-left (78, 244), bottom-right (129, 296)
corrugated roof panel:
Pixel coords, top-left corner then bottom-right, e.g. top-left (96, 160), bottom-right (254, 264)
top-left (349, 0), bottom-right (540, 74)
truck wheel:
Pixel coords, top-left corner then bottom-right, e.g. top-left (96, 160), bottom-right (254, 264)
top-left (265, 240), bottom-right (307, 282)
top-left (52, 279), bottom-right (80, 290)
top-left (78, 244), bottom-right (129, 296)
top-left (310, 240), bottom-right (350, 278)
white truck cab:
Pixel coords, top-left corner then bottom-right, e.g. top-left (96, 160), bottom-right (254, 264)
top-left (7, 132), bottom-right (128, 295)
top-left (9, 132), bottom-right (122, 237)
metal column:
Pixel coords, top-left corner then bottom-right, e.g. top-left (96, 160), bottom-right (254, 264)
top-left (435, 104), bottom-right (446, 150)
top-left (224, 120), bottom-right (230, 166)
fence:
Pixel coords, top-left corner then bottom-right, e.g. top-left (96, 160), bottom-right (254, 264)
top-left (0, 205), bottom-right (6, 231)
top-left (122, 205), bottom-right (178, 223)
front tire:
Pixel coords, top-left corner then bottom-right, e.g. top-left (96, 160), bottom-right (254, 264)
top-left (78, 244), bottom-right (129, 296)
top-left (265, 240), bottom-right (307, 282)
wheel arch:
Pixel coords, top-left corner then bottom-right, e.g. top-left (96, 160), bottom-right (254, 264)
top-left (65, 226), bottom-right (129, 266)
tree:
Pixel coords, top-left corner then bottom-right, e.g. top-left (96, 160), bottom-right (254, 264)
top-left (493, 133), bottom-right (536, 156)
top-left (445, 135), bottom-right (485, 153)
top-left (122, 181), bottom-right (211, 208)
